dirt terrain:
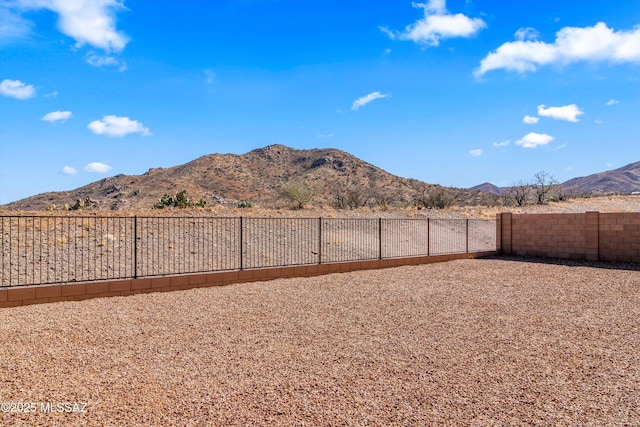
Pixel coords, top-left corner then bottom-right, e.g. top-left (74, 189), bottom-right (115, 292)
top-left (0, 258), bottom-right (638, 426)
top-left (2, 194), bottom-right (639, 219)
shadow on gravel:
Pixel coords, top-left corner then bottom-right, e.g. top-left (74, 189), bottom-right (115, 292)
top-left (481, 254), bottom-right (640, 272)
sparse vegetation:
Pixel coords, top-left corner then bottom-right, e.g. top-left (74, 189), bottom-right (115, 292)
top-left (280, 180), bottom-right (316, 209)
top-left (534, 171), bottom-right (559, 205)
top-left (72, 198), bottom-right (98, 210)
top-left (333, 189), bottom-right (372, 210)
top-left (414, 185), bottom-right (459, 209)
top-left (44, 198), bottom-right (98, 211)
top-left (502, 171), bottom-right (561, 207)
top-left (370, 188), bottom-right (399, 210)
top-left (237, 201), bottom-right (253, 208)
top-left (153, 190), bottom-right (206, 209)
top-left (505, 180), bottom-right (533, 207)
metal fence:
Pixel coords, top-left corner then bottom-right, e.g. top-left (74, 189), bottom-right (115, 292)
top-left (1, 216), bottom-right (496, 287)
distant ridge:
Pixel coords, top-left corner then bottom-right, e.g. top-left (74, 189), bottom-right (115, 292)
top-left (470, 182), bottom-right (504, 195)
top-left (471, 161), bottom-right (640, 196)
top-left (2, 145), bottom-right (489, 211)
top-left (561, 161), bottom-right (640, 195)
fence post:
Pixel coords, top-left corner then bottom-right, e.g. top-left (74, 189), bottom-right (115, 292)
top-left (378, 218), bottom-right (383, 260)
top-left (133, 216), bottom-right (138, 279)
top-left (427, 218), bottom-right (430, 257)
top-left (466, 219), bottom-right (469, 253)
top-left (239, 216), bottom-right (243, 270)
top-left (318, 217), bottom-right (322, 264)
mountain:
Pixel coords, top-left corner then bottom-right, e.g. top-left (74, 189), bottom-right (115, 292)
top-left (561, 161), bottom-right (640, 195)
top-left (470, 182), bottom-right (504, 195)
top-left (471, 161), bottom-right (640, 197)
top-left (2, 145), bottom-right (491, 211)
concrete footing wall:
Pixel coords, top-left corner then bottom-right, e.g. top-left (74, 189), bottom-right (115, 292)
top-left (0, 251), bottom-right (496, 308)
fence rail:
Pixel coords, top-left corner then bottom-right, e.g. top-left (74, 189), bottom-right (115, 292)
top-left (1, 216), bottom-right (496, 287)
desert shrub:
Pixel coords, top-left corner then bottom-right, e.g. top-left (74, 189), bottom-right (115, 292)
top-left (70, 198), bottom-right (97, 210)
top-left (237, 201), bottom-right (253, 208)
top-left (280, 180), bottom-right (315, 209)
top-left (534, 171), bottom-right (559, 205)
top-left (332, 188), bottom-right (376, 210)
top-left (332, 190), bottom-right (347, 209)
top-left (505, 181), bottom-right (533, 207)
top-left (174, 190), bottom-right (191, 208)
top-left (414, 186), bottom-right (458, 209)
top-left (153, 190), bottom-right (206, 209)
top-left (370, 190), bottom-right (397, 210)
top-left (154, 193), bottom-right (174, 209)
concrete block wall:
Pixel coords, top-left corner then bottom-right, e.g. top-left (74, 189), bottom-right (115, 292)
top-left (498, 211), bottom-right (639, 263)
top-left (0, 251), bottom-right (496, 308)
top-left (599, 212), bottom-right (640, 262)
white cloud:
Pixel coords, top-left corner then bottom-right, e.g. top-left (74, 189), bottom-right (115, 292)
top-left (605, 98), bottom-right (619, 106)
top-left (86, 52), bottom-right (126, 70)
top-left (0, 79), bottom-right (35, 99)
top-left (514, 27), bottom-right (540, 41)
top-left (62, 165), bottom-right (77, 175)
top-left (86, 54), bottom-right (117, 66)
top-left (469, 149), bottom-right (482, 157)
top-left (537, 104), bottom-right (583, 122)
top-left (351, 91), bottom-right (390, 110)
top-left (87, 115), bottom-right (152, 137)
top-left (515, 132), bottom-right (554, 148)
top-left (381, 0), bottom-right (486, 47)
top-left (476, 22), bottom-right (640, 76)
top-left (595, 119), bottom-right (604, 124)
top-left (523, 115), bottom-right (539, 124)
top-left (42, 110), bottom-right (72, 123)
top-left (493, 140), bottom-right (510, 147)
top-left (18, 0), bottom-right (129, 52)
top-left (84, 162), bottom-right (112, 173)
top-left (44, 90), bottom-right (58, 98)
top-left (0, 2), bottom-right (33, 41)
top-left (317, 134), bottom-right (334, 138)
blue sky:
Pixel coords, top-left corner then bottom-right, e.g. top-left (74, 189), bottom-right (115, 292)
top-left (1, 0), bottom-right (639, 204)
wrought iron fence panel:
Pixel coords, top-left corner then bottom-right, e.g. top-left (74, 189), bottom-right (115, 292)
top-left (242, 218), bottom-right (320, 269)
top-left (321, 218), bottom-right (380, 263)
top-left (381, 219), bottom-right (430, 258)
top-left (0, 215), bottom-right (496, 287)
top-left (1, 216), bottom-right (134, 287)
top-left (136, 217), bottom-right (240, 277)
top-left (468, 219), bottom-right (497, 253)
top-left (429, 219), bottom-right (468, 255)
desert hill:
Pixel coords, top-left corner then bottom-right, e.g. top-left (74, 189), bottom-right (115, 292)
top-left (2, 145), bottom-right (490, 211)
top-left (561, 161), bottom-right (640, 195)
top-left (472, 161), bottom-right (640, 196)
top-left (469, 182), bottom-right (503, 195)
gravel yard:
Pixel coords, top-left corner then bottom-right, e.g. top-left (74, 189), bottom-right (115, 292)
top-left (1, 257), bottom-right (639, 426)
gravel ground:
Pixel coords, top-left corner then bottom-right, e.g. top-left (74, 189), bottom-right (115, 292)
top-left (1, 257), bottom-right (639, 426)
